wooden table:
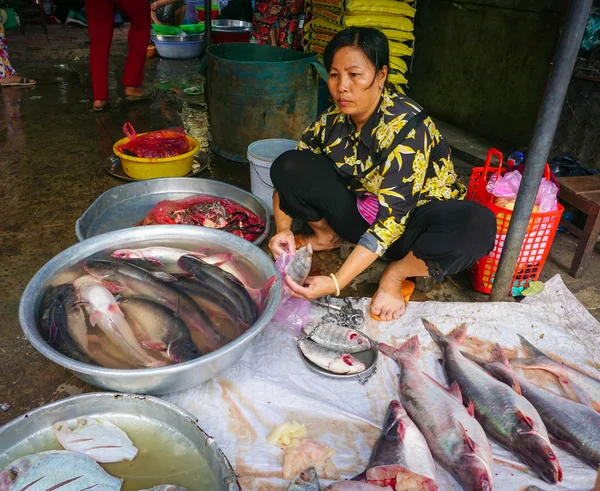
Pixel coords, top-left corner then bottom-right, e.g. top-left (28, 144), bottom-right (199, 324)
top-left (557, 174), bottom-right (600, 278)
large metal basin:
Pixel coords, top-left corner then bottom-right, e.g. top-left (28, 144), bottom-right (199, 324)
top-left (75, 178), bottom-right (270, 245)
top-left (0, 393), bottom-right (240, 490)
top-left (19, 225), bottom-right (282, 395)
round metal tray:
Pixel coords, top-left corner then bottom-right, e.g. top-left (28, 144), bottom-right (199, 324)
top-left (77, 176), bottom-right (270, 245)
top-left (104, 152), bottom-right (208, 181)
top-left (0, 393), bottom-right (240, 490)
top-left (212, 19), bottom-right (252, 32)
top-left (297, 331), bottom-right (378, 382)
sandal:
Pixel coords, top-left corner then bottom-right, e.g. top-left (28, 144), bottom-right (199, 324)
top-left (92, 100), bottom-right (108, 112)
top-left (294, 233), bottom-right (341, 252)
top-left (370, 280), bottom-right (416, 322)
top-left (1, 76), bottom-right (36, 87)
top-left (124, 89), bottom-right (153, 102)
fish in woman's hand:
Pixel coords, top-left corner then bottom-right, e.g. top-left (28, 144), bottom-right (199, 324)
top-left (366, 400), bottom-right (438, 490)
top-left (513, 335), bottom-right (600, 412)
top-left (83, 260), bottom-right (230, 354)
top-left (422, 319), bottom-right (562, 484)
top-left (379, 337), bottom-right (494, 491)
top-left (0, 450), bottom-right (122, 491)
top-left (303, 323), bottom-right (370, 353)
top-left (73, 275), bottom-right (164, 368)
top-left (286, 244), bottom-right (313, 285)
top-left (469, 344), bottom-right (600, 469)
top-left (118, 297), bottom-right (201, 363)
top-left (287, 466), bottom-right (320, 491)
top-left (298, 338), bottom-right (366, 374)
top-left (52, 417), bottom-right (138, 463)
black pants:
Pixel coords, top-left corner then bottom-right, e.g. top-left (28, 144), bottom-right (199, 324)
top-left (271, 150), bottom-right (497, 282)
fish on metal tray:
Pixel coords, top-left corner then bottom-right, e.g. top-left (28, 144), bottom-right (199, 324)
top-left (74, 275), bottom-right (164, 368)
top-left (469, 344), bottom-right (600, 469)
top-left (298, 338), bottom-right (366, 375)
top-left (0, 450), bottom-right (122, 491)
top-left (422, 319), bottom-right (562, 484)
top-left (83, 260), bottom-right (230, 354)
top-left (513, 335), bottom-right (600, 412)
top-left (366, 400), bottom-right (438, 490)
top-left (52, 417), bottom-right (138, 463)
top-left (379, 336), bottom-right (494, 491)
top-left (287, 466), bottom-right (320, 491)
top-left (118, 297), bottom-right (201, 363)
top-left (303, 322), bottom-right (370, 353)
top-left (178, 254), bottom-right (258, 325)
top-left (286, 244), bottom-right (313, 285)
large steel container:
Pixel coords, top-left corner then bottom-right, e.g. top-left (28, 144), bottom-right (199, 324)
top-left (0, 393), bottom-right (240, 490)
top-left (206, 43), bottom-right (326, 162)
top-left (18, 226), bottom-right (281, 395)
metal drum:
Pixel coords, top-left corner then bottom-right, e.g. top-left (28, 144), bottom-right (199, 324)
top-left (206, 43), bottom-right (327, 162)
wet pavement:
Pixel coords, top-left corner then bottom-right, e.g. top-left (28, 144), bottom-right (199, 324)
top-left (1, 25), bottom-right (599, 426)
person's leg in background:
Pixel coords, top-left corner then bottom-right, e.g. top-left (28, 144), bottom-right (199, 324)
top-left (251, 0), bottom-right (283, 45)
top-left (115, 0), bottom-right (150, 99)
top-left (84, 0), bottom-right (115, 110)
top-left (278, 0), bottom-right (303, 50)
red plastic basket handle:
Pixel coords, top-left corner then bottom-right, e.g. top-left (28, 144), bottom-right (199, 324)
top-left (482, 148), bottom-right (504, 178)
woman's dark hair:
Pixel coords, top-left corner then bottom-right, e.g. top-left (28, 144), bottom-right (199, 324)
top-left (323, 27), bottom-right (390, 83)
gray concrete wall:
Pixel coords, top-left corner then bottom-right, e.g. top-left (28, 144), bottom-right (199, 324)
top-left (407, 0), bottom-right (563, 148)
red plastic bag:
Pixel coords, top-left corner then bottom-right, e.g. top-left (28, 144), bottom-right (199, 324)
top-left (117, 122), bottom-right (189, 159)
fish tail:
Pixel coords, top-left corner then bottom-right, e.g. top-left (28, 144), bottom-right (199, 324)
top-left (422, 318), bottom-right (468, 347)
top-left (379, 336), bottom-right (420, 360)
top-left (490, 343), bottom-right (512, 369)
top-left (517, 335), bottom-right (549, 364)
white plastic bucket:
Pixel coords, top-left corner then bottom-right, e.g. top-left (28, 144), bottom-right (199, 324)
top-left (247, 138), bottom-right (298, 215)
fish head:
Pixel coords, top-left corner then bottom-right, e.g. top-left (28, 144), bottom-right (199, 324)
top-left (458, 453), bottom-right (493, 491)
top-left (519, 433), bottom-right (563, 483)
top-left (347, 330), bottom-right (370, 350)
top-left (168, 339), bottom-right (202, 363)
top-left (330, 354), bottom-right (366, 374)
top-left (83, 260), bottom-right (124, 292)
top-left (111, 249), bottom-right (141, 260)
top-left (289, 466), bottom-right (319, 490)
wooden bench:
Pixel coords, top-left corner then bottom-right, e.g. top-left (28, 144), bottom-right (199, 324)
top-left (557, 174), bottom-right (600, 278)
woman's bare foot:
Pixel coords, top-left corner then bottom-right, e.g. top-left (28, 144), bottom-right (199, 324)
top-left (93, 100), bottom-right (107, 111)
top-left (299, 232), bottom-right (341, 252)
top-left (124, 86), bottom-right (145, 98)
top-left (371, 263), bottom-right (407, 321)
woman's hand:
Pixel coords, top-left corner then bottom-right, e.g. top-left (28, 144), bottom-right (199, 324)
top-left (269, 230), bottom-right (295, 259)
top-left (151, 0), bottom-right (167, 11)
top-left (285, 275), bottom-right (336, 300)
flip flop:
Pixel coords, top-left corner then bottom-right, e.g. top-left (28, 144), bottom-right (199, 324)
top-left (124, 89), bottom-right (153, 102)
top-left (370, 279), bottom-right (416, 322)
top-left (295, 234), bottom-right (309, 249)
top-left (1, 77), bottom-right (36, 87)
top-left (183, 85), bottom-right (204, 95)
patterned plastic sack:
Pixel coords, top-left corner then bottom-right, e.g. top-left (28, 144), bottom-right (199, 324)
top-left (313, 7), bottom-right (414, 31)
top-left (311, 0), bottom-right (416, 16)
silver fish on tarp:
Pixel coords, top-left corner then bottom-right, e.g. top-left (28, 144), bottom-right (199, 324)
top-left (118, 297), bottom-right (201, 363)
top-left (324, 482), bottom-right (392, 490)
top-left (298, 338), bottom-right (366, 374)
top-left (287, 466), bottom-right (320, 491)
top-left (422, 319), bottom-right (562, 484)
top-left (513, 335), bottom-right (600, 412)
top-left (469, 345), bottom-right (600, 469)
top-left (366, 400), bottom-right (438, 490)
top-left (379, 337), bottom-right (494, 491)
top-left (53, 417), bottom-right (138, 464)
top-left (303, 323), bottom-right (370, 353)
top-left (286, 244), bottom-right (313, 284)
top-left (0, 450), bottom-right (122, 490)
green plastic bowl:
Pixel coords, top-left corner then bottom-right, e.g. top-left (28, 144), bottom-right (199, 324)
top-left (180, 23), bottom-right (205, 34)
top-left (152, 24), bottom-right (182, 36)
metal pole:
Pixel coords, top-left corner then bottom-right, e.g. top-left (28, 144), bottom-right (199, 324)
top-left (204, 0), bottom-right (212, 47)
top-left (489, 0), bottom-right (593, 301)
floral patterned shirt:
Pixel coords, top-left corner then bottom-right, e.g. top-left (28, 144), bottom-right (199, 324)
top-left (297, 88), bottom-right (466, 256)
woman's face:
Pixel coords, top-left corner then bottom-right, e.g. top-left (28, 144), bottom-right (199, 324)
top-left (327, 46), bottom-right (388, 122)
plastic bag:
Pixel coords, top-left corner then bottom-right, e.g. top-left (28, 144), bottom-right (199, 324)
top-left (549, 152), bottom-right (600, 177)
top-left (117, 122), bottom-right (189, 159)
top-left (272, 252), bottom-right (311, 334)
top-left (487, 170), bottom-right (559, 213)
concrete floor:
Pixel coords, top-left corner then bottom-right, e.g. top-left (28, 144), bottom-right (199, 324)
top-left (1, 25), bottom-right (599, 426)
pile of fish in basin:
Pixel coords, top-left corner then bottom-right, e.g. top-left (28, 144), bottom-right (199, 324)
top-left (18, 225), bottom-right (282, 394)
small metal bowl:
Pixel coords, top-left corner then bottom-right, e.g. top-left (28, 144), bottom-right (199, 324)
top-left (151, 32), bottom-right (204, 42)
top-left (211, 19), bottom-right (252, 32)
top-left (297, 332), bottom-right (379, 383)
top-left (0, 393), bottom-right (240, 490)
